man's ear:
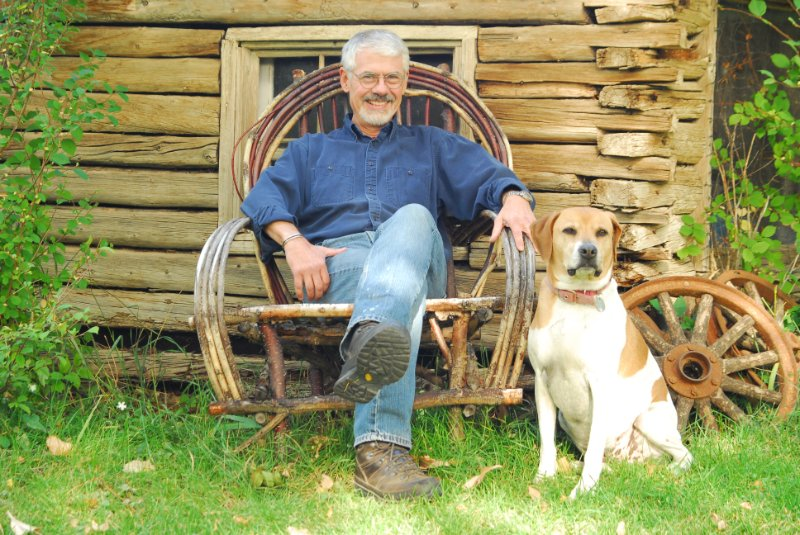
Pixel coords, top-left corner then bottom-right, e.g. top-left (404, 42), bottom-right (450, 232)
top-left (531, 211), bottom-right (559, 265)
top-left (339, 67), bottom-right (351, 93)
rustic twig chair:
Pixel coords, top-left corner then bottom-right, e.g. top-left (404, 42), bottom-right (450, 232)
top-left (191, 62), bottom-right (536, 442)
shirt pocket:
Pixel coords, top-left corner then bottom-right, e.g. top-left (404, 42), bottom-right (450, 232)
top-left (311, 164), bottom-right (355, 207)
top-left (385, 166), bottom-right (433, 207)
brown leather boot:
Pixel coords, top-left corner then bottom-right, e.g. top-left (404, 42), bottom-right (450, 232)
top-left (354, 441), bottom-right (442, 499)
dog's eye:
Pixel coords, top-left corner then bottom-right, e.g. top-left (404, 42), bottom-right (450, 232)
top-left (563, 227), bottom-right (577, 235)
top-left (597, 229), bottom-right (609, 237)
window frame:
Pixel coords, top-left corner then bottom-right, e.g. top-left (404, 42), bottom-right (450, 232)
top-left (218, 25), bottom-right (479, 225)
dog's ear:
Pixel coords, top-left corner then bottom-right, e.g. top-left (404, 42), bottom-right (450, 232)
top-left (531, 211), bottom-right (559, 264)
top-left (609, 211), bottom-right (622, 259)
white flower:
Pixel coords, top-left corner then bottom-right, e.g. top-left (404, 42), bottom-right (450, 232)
top-left (28, 384), bottom-right (37, 393)
top-left (116, 401), bottom-right (128, 411)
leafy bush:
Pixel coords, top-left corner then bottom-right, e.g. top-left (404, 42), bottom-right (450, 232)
top-left (0, 0), bottom-right (126, 427)
top-left (679, 0), bottom-right (799, 293)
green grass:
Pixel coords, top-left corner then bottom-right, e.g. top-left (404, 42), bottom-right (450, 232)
top-left (2, 383), bottom-right (800, 534)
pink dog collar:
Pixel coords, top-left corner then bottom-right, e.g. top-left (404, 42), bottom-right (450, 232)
top-left (546, 278), bottom-right (610, 311)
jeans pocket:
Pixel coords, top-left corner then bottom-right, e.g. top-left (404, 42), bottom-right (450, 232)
top-left (312, 164), bottom-right (355, 206)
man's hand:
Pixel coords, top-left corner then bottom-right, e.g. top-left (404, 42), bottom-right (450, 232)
top-left (490, 194), bottom-right (536, 251)
top-left (283, 238), bottom-right (346, 301)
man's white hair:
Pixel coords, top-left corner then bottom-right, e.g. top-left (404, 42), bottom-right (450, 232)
top-left (341, 29), bottom-right (410, 73)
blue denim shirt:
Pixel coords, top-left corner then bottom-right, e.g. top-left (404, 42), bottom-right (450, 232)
top-left (241, 114), bottom-right (532, 259)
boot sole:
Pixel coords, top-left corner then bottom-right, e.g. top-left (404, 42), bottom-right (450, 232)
top-left (334, 325), bottom-right (410, 403)
top-left (354, 477), bottom-right (442, 499)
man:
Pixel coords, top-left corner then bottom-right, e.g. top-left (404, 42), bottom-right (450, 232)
top-left (241, 29), bottom-right (535, 499)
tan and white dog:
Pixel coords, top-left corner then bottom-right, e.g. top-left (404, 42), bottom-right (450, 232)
top-left (527, 207), bottom-right (692, 499)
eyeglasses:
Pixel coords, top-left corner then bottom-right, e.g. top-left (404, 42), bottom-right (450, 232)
top-left (353, 71), bottom-right (405, 89)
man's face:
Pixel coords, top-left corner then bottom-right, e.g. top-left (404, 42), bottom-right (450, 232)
top-left (340, 49), bottom-right (406, 137)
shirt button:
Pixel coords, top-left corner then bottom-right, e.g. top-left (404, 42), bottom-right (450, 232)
top-left (407, 169), bottom-right (414, 175)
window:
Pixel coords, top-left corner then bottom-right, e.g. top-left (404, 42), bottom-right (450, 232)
top-left (218, 25), bottom-right (479, 226)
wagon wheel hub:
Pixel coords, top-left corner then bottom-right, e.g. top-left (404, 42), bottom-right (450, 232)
top-left (662, 343), bottom-right (723, 399)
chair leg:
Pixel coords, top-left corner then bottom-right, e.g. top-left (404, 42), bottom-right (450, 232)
top-left (448, 314), bottom-right (470, 440)
top-left (259, 324), bottom-right (288, 433)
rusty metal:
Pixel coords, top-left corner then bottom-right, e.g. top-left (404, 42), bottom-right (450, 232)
top-left (622, 276), bottom-right (798, 428)
top-left (661, 342), bottom-right (723, 399)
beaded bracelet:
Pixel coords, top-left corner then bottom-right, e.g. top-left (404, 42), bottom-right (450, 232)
top-left (281, 232), bottom-right (304, 248)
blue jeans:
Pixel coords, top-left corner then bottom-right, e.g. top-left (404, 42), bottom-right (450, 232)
top-left (313, 204), bottom-right (447, 449)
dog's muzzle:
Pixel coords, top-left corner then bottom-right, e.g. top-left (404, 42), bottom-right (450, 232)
top-left (567, 242), bottom-right (601, 277)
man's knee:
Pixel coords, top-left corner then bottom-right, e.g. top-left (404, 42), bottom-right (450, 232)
top-left (390, 203), bottom-right (436, 231)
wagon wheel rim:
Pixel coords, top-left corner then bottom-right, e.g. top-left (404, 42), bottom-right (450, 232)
top-left (714, 270), bottom-right (800, 361)
top-left (622, 276), bottom-right (798, 431)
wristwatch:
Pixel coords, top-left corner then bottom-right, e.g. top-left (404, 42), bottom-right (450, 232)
top-left (502, 188), bottom-right (534, 204)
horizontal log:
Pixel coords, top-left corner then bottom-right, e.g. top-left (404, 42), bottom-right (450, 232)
top-left (51, 206), bottom-right (218, 249)
top-left (595, 5), bottom-right (675, 24)
top-left (64, 288), bottom-right (237, 331)
top-left (51, 57), bottom-right (220, 94)
top-left (598, 132), bottom-right (671, 158)
top-left (208, 388), bottom-right (524, 415)
top-left (618, 217), bottom-right (685, 252)
top-left (524, 173), bottom-right (589, 193)
top-left (590, 178), bottom-right (703, 213)
top-left (669, 119), bottom-right (707, 164)
top-left (51, 167), bottom-right (218, 208)
top-left (476, 62), bottom-right (680, 86)
top-left (478, 23), bottom-right (687, 62)
top-left (513, 144), bottom-right (675, 182)
top-left (74, 133), bottom-right (218, 168)
top-left (675, 0), bottom-right (713, 35)
top-left (598, 84), bottom-right (707, 119)
top-left (487, 99), bottom-right (674, 143)
top-left (597, 47), bottom-right (707, 81)
top-left (84, 0), bottom-right (590, 24)
top-left (478, 82), bottom-right (597, 99)
top-left (29, 90), bottom-right (219, 135)
top-left (615, 259), bottom-right (697, 287)
top-left (62, 26), bottom-right (224, 57)
top-left (583, 0), bottom-right (675, 5)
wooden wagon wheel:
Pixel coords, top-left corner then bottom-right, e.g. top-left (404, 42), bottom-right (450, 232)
top-left (622, 276), bottom-right (798, 431)
top-left (714, 270), bottom-right (800, 363)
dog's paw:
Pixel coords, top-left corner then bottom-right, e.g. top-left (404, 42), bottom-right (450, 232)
top-left (534, 468), bottom-right (556, 483)
top-left (568, 478), bottom-right (597, 500)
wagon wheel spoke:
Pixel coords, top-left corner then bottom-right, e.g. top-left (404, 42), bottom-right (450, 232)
top-left (675, 395), bottom-right (694, 432)
top-left (690, 294), bottom-right (714, 344)
top-left (658, 291), bottom-right (688, 344)
top-left (721, 375), bottom-right (783, 404)
top-left (629, 308), bottom-right (671, 355)
top-left (695, 398), bottom-right (719, 431)
top-left (722, 350), bottom-right (779, 374)
top-left (709, 314), bottom-right (756, 357)
top-left (710, 389), bottom-right (747, 423)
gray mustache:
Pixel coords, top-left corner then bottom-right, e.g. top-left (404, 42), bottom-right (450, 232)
top-left (365, 94), bottom-right (395, 103)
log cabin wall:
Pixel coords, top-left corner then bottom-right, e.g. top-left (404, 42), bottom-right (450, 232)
top-left (65, 0), bottom-right (718, 376)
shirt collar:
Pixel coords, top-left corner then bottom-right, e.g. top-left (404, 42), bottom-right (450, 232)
top-left (345, 113), bottom-right (397, 141)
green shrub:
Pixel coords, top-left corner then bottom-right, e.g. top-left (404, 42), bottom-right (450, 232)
top-left (679, 0), bottom-right (799, 293)
top-left (0, 0), bottom-right (126, 427)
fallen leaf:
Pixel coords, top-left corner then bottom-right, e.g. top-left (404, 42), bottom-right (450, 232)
top-left (557, 457), bottom-right (574, 473)
top-left (711, 512), bottom-right (727, 531)
top-left (415, 454), bottom-right (452, 470)
top-left (6, 511), bottom-right (38, 535)
top-left (46, 435), bottom-right (72, 456)
top-left (528, 486), bottom-right (542, 500)
top-left (463, 464), bottom-right (502, 490)
top-left (455, 504), bottom-right (468, 512)
top-left (317, 474), bottom-right (334, 493)
top-left (287, 527), bottom-right (311, 535)
top-left (87, 519), bottom-right (111, 532)
top-left (122, 460), bottom-right (155, 473)
top-left (233, 516), bottom-right (250, 525)
top-left (740, 501), bottom-right (752, 510)
top-left (616, 521), bottom-right (626, 535)
top-left (6, 478), bottom-right (12, 489)
top-left (326, 507), bottom-right (333, 519)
